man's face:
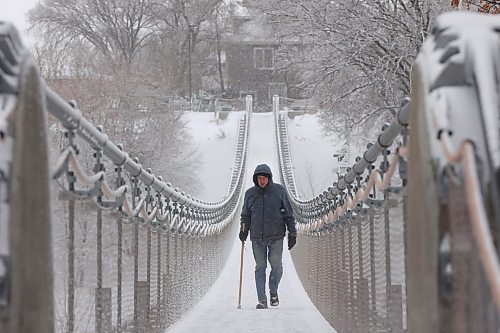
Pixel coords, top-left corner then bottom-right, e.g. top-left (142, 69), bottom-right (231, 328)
top-left (257, 175), bottom-right (269, 188)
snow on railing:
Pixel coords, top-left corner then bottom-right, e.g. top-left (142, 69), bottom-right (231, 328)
top-left (0, 21), bottom-right (251, 333)
top-left (273, 12), bottom-right (500, 333)
top-left (274, 94), bottom-right (409, 231)
top-left (274, 93), bottom-right (410, 332)
top-left (406, 12), bottom-right (500, 331)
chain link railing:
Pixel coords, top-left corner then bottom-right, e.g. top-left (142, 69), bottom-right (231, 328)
top-left (274, 93), bottom-right (410, 332)
top-left (51, 97), bottom-right (250, 333)
top-left (0, 22), bottom-right (252, 333)
top-left (272, 12), bottom-right (500, 333)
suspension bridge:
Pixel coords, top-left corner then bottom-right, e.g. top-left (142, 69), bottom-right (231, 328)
top-left (1, 11), bottom-right (499, 333)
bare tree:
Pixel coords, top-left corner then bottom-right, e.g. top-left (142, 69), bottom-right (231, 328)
top-left (29, 0), bottom-right (234, 98)
top-left (29, 0), bottom-right (206, 192)
top-left (29, 0), bottom-right (163, 112)
top-left (149, 0), bottom-right (226, 94)
top-left (242, 0), bottom-right (448, 132)
top-left (28, 0), bottom-right (160, 67)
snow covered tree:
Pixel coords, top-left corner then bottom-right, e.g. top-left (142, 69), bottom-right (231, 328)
top-left (144, 0), bottom-right (229, 94)
top-left (28, 0), bottom-right (162, 118)
top-left (28, 0), bottom-right (160, 66)
top-left (242, 0), bottom-right (448, 133)
top-left (28, 0), bottom-right (232, 97)
top-left (27, 0), bottom-right (212, 191)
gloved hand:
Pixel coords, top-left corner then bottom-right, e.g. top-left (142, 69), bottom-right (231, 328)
top-left (239, 224), bottom-right (248, 242)
top-left (288, 236), bottom-right (296, 250)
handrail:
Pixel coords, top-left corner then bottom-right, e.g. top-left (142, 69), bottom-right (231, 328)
top-left (45, 90), bottom-right (251, 234)
top-left (273, 94), bottom-right (409, 230)
top-left (46, 88), bottom-right (248, 211)
top-left (0, 21), bottom-right (253, 237)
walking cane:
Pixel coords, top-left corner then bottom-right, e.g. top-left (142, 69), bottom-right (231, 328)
top-left (237, 240), bottom-right (244, 309)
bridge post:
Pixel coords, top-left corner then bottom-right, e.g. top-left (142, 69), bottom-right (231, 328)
top-left (67, 172), bottom-right (76, 333)
top-left (131, 174), bottom-right (140, 331)
top-left (321, 234), bottom-right (328, 319)
top-left (347, 222), bottom-right (356, 332)
top-left (339, 224), bottom-right (347, 331)
top-left (146, 216), bottom-right (152, 327)
top-left (95, 287), bottom-right (112, 333)
top-left (165, 231), bottom-right (173, 326)
top-left (406, 64), bottom-right (441, 333)
top-left (273, 94), bottom-right (279, 115)
top-left (116, 215), bottom-right (123, 331)
top-left (368, 213), bottom-right (377, 331)
top-left (333, 228), bottom-right (341, 329)
top-left (94, 149), bottom-right (112, 333)
top-left (245, 95), bottom-right (253, 113)
top-left (179, 233), bottom-right (186, 314)
top-left (161, 271), bottom-right (167, 328)
top-left (172, 231), bottom-right (179, 321)
top-left (356, 220), bottom-right (370, 332)
top-left (156, 230), bottom-right (162, 329)
top-left (6, 58), bottom-right (54, 332)
top-left (137, 280), bottom-right (149, 331)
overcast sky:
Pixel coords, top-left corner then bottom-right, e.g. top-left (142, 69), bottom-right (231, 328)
top-left (0, 0), bottom-right (39, 44)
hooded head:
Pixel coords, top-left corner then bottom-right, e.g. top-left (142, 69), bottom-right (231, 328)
top-left (253, 164), bottom-right (273, 188)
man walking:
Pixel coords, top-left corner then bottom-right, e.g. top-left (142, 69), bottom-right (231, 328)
top-left (239, 164), bottom-right (297, 309)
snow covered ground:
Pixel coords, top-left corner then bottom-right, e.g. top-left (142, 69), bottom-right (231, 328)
top-left (285, 113), bottom-right (342, 198)
top-left (183, 111), bottom-right (246, 201)
top-left (167, 111), bottom-right (339, 333)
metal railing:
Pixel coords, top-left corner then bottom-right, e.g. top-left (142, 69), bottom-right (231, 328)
top-left (0, 22), bottom-right (252, 333)
top-left (274, 94), bottom-right (409, 332)
top-left (272, 12), bottom-right (500, 333)
top-left (273, 94), bottom-right (409, 227)
top-left (406, 12), bottom-right (500, 332)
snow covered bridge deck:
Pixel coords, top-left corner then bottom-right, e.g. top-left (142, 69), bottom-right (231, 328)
top-left (165, 113), bottom-right (336, 333)
top-left (165, 230), bottom-right (335, 333)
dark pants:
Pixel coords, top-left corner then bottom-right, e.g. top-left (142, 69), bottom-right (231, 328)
top-left (252, 238), bottom-right (283, 302)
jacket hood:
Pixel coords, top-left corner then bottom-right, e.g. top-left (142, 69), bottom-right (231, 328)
top-left (253, 164), bottom-right (273, 187)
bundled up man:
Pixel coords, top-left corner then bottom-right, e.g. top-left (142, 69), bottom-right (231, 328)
top-left (239, 164), bottom-right (297, 309)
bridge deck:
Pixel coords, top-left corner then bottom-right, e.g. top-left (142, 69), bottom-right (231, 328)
top-left (165, 112), bottom-right (336, 333)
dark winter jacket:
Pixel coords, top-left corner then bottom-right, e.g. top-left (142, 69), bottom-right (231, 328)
top-left (240, 164), bottom-right (297, 241)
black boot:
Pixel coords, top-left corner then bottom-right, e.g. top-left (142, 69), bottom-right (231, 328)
top-left (270, 292), bottom-right (279, 306)
top-left (256, 300), bottom-right (268, 309)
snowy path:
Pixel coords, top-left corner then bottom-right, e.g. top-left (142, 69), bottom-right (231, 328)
top-left (165, 112), bottom-right (336, 333)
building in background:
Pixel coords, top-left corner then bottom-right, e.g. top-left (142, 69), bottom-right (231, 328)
top-left (225, 14), bottom-right (299, 111)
